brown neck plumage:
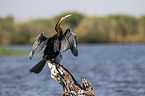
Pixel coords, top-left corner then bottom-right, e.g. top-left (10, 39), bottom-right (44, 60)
top-left (55, 14), bottom-right (72, 38)
top-left (56, 28), bottom-right (63, 37)
top-left (55, 18), bottom-right (63, 37)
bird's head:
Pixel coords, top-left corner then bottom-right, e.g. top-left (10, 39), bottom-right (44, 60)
top-left (55, 14), bottom-right (72, 33)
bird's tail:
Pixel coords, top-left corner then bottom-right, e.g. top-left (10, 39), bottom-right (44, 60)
top-left (29, 58), bottom-right (47, 74)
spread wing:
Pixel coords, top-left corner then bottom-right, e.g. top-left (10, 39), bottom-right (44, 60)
top-left (61, 29), bottom-right (78, 56)
top-left (28, 32), bottom-right (48, 59)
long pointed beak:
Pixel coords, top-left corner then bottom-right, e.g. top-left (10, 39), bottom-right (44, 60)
top-left (64, 14), bottom-right (72, 18)
top-left (60, 14), bottom-right (72, 21)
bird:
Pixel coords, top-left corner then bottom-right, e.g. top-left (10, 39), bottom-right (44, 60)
top-left (28, 14), bottom-right (78, 74)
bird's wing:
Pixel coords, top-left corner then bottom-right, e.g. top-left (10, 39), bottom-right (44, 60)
top-left (61, 29), bottom-right (78, 56)
top-left (28, 32), bottom-right (48, 59)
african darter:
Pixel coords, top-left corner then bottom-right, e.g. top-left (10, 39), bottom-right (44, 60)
top-left (28, 14), bottom-right (78, 74)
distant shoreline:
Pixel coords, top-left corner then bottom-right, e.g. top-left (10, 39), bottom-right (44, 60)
top-left (0, 47), bottom-right (28, 56)
top-left (1, 12), bottom-right (145, 45)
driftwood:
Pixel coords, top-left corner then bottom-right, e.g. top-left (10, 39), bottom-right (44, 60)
top-left (48, 61), bottom-right (96, 96)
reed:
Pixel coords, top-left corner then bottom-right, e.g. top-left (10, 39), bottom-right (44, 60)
top-left (0, 12), bottom-right (145, 44)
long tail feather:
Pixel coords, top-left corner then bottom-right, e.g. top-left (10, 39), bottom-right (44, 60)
top-left (29, 59), bottom-right (47, 74)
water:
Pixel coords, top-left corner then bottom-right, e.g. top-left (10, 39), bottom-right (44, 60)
top-left (0, 44), bottom-right (145, 96)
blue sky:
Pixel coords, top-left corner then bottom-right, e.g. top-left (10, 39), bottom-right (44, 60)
top-left (0, 0), bottom-right (145, 21)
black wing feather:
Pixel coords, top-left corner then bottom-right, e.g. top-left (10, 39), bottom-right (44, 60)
top-left (61, 29), bottom-right (78, 56)
top-left (28, 32), bottom-right (48, 59)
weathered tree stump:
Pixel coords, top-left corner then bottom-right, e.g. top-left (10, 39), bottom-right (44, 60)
top-left (48, 61), bottom-right (96, 96)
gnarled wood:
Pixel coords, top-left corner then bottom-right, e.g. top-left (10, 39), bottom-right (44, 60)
top-left (48, 61), bottom-right (96, 96)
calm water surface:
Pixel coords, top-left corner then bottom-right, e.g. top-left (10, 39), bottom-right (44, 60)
top-left (0, 44), bottom-right (145, 96)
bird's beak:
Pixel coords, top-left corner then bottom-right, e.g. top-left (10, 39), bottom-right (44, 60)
top-left (61, 14), bottom-right (72, 21)
top-left (64, 14), bottom-right (72, 18)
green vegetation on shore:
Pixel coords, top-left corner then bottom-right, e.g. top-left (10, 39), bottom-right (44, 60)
top-left (0, 47), bottom-right (28, 56)
top-left (0, 12), bottom-right (145, 45)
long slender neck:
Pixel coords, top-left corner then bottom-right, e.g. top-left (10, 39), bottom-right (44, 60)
top-left (55, 18), bottom-right (63, 37)
top-left (56, 28), bottom-right (62, 37)
top-left (55, 14), bottom-right (71, 37)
